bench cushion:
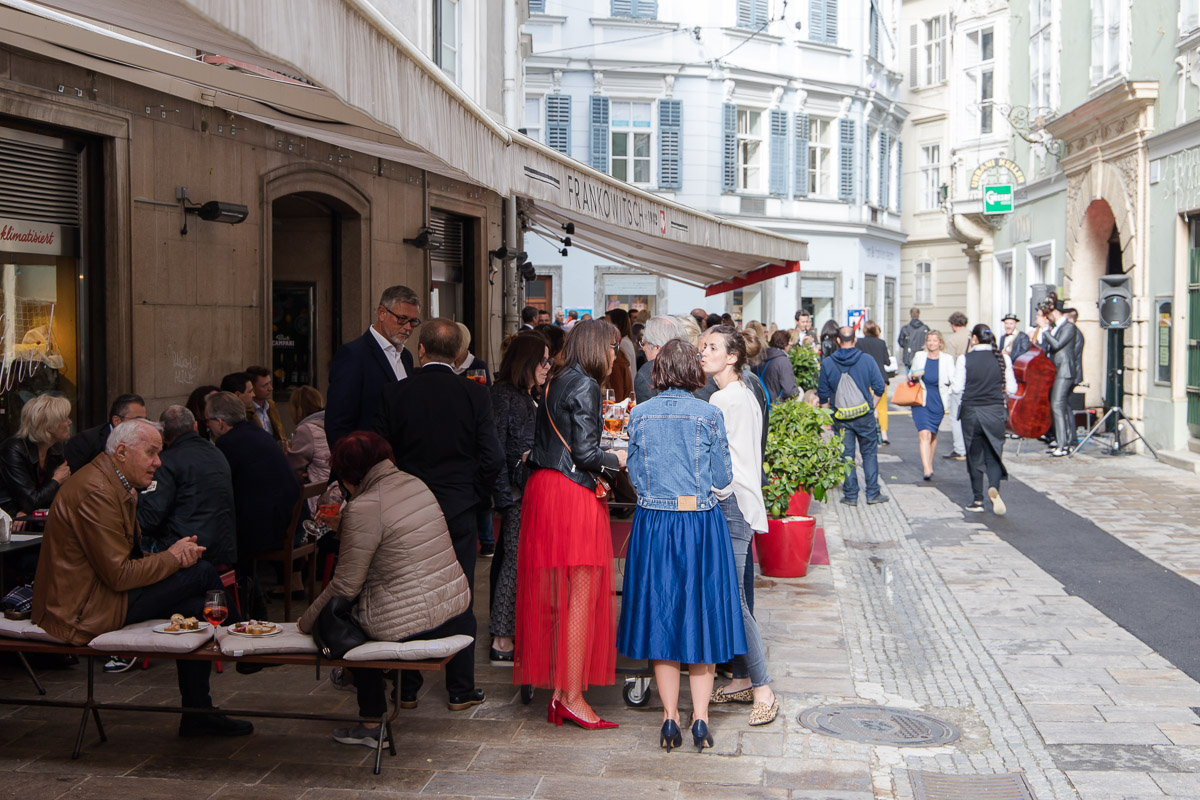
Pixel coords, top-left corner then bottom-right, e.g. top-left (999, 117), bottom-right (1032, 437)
top-left (215, 623), bottom-right (318, 657)
top-left (342, 634), bottom-right (473, 662)
top-left (0, 616), bottom-right (65, 643)
top-left (88, 619), bottom-right (212, 654)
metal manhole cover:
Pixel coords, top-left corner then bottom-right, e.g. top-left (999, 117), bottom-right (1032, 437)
top-left (909, 770), bottom-right (1037, 800)
top-left (798, 704), bottom-right (960, 747)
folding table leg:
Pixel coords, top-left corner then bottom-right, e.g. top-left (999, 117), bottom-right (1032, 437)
top-left (16, 652), bottom-right (45, 695)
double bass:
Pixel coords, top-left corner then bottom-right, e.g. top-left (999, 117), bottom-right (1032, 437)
top-left (1007, 343), bottom-right (1056, 438)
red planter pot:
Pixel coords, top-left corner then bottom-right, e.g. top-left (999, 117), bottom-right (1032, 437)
top-left (755, 516), bottom-right (816, 578)
top-left (786, 488), bottom-right (812, 517)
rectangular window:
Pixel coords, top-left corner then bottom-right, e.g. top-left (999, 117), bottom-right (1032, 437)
top-left (546, 94), bottom-right (571, 154)
top-left (1030, 0), bottom-right (1057, 110)
top-left (737, 0), bottom-right (769, 29)
top-left (433, 0), bottom-right (460, 84)
top-left (523, 97), bottom-right (542, 142)
top-left (611, 0), bottom-right (657, 18)
top-left (966, 28), bottom-right (995, 135)
top-left (1091, 0), bottom-right (1128, 85)
top-left (920, 144), bottom-right (940, 211)
top-left (737, 108), bottom-right (765, 193)
top-left (808, 117), bottom-right (834, 197)
top-left (915, 261), bottom-right (932, 305)
top-left (1184, 0), bottom-right (1200, 36)
top-left (611, 101), bottom-right (653, 185)
top-left (997, 253), bottom-right (1014, 319)
top-left (924, 16), bottom-right (947, 86)
top-left (808, 0), bottom-right (838, 45)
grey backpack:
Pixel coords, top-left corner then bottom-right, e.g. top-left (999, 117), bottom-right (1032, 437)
top-left (832, 367), bottom-right (871, 421)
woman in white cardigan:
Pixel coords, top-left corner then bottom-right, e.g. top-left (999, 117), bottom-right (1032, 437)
top-left (905, 331), bottom-right (956, 480)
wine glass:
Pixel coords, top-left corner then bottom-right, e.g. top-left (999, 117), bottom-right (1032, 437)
top-left (203, 590), bottom-right (228, 641)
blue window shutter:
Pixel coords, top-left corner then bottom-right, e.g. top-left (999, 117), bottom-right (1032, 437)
top-left (633, 0), bottom-right (657, 17)
top-left (869, 3), bottom-right (880, 59)
top-left (756, 0), bottom-right (768, 25)
top-left (863, 126), bottom-right (872, 202)
top-left (611, 0), bottom-right (632, 15)
top-left (529, 0), bottom-right (545, 12)
top-left (793, 113), bottom-right (810, 198)
top-left (658, 99), bottom-right (682, 189)
top-left (769, 110), bottom-right (788, 196)
top-left (738, 0), bottom-right (767, 28)
top-left (546, 94), bottom-right (571, 155)
top-left (722, 103), bottom-right (738, 192)
top-left (824, 0), bottom-right (838, 44)
top-left (809, 0), bottom-right (825, 43)
top-left (896, 141), bottom-right (903, 211)
top-left (838, 118), bottom-right (856, 202)
top-left (589, 96), bottom-right (610, 173)
top-left (878, 132), bottom-right (890, 209)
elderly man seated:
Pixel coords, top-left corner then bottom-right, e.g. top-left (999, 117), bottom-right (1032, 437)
top-left (31, 419), bottom-right (253, 737)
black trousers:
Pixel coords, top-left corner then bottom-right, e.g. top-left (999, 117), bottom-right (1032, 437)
top-left (124, 561), bottom-right (227, 709)
top-left (400, 507), bottom-right (477, 698)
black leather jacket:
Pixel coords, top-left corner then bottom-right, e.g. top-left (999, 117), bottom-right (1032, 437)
top-left (0, 436), bottom-right (66, 516)
top-left (1041, 321), bottom-right (1078, 382)
top-left (529, 364), bottom-right (620, 491)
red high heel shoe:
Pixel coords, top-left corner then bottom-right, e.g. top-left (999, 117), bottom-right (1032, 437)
top-left (552, 701), bottom-right (619, 730)
top-left (547, 698), bottom-right (559, 724)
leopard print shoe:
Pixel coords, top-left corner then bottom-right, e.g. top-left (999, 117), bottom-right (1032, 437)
top-left (710, 685), bottom-right (754, 704)
top-left (748, 695), bottom-right (780, 726)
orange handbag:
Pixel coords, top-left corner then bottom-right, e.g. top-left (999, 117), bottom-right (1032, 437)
top-left (892, 380), bottom-right (926, 407)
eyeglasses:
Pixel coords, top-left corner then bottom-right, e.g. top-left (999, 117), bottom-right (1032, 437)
top-left (538, 358), bottom-right (553, 367)
top-left (381, 307), bottom-right (422, 328)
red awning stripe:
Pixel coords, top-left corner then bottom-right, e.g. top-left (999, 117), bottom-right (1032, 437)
top-left (704, 261), bottom-right (801, 297)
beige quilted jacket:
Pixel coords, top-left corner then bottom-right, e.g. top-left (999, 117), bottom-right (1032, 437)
top-left (299, 460), bottom-right (469, 642)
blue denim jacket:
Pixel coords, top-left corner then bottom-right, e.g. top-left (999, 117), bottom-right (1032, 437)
top-left (626, 389), bottom-right (733, 511)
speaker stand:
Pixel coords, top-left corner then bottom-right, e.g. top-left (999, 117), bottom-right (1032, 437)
top-left (1070, 405), bottom-right (1158, 460)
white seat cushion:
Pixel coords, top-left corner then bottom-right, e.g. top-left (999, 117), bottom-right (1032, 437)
top-left (0, 617), bottom-right (65, 643)
top-left (215, 622), bottom-right (317, 657)
top-left (88, 619), bottom-right (212, 654)
top-left (342, 634), bottom-right (473, 662)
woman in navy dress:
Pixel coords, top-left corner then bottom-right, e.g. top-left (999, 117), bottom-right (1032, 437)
top-left (907, 330), bottom-right (954, 480)
top-left (618, 339), bottom-right (746, 753)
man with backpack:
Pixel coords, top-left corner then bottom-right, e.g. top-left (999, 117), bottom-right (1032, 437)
top-left (897, 307), bottom-right (931, 375)
top-left (817, 327), bottom-right (888, 507)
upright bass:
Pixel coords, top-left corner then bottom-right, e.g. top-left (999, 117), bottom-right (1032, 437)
top-left (1006, 342), bottom-right (1056, 438)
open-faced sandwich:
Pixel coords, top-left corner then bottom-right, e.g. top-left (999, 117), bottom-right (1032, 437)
top-left (164, 613), bottom-right (201, 633)
top-left (231, 620), bottom-right (278, 636)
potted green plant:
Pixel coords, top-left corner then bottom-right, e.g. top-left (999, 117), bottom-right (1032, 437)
top-left (758, 400), bottom-right (851, 577)
top-left (788, 345), bottom-right (820, 393)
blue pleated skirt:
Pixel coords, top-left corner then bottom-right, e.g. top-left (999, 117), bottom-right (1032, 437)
top-left (617, 505), bottom-right (747, 665)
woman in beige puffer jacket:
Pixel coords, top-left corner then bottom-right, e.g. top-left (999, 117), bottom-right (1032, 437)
top-left (299, 434), bottom-right (468, 747)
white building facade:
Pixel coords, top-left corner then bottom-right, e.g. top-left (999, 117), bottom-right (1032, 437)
top-left (522, 0), bottom-right (907, 341)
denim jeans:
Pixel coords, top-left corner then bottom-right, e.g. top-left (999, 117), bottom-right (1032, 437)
top-left (835, 415), bottom-right (881, 501)
top-left (719, 497), bottom-right (770, 688)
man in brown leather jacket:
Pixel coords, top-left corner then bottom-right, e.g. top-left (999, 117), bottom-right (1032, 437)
top-left (32, 418), bottom-right (253, 738)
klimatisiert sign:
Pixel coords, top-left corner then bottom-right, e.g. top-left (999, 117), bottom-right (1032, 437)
top-left (983, 184), bottom-right (1014, 215)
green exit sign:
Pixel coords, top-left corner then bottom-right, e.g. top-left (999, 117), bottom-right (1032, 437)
top-left (983, 184), bottom-right (1014, 215)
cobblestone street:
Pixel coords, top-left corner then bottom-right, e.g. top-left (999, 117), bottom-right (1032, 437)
top-left (3, 431), bottom-right (1200, 798)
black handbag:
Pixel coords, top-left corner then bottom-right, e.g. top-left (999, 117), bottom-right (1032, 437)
top-left (312, 596), bottom-right (368, 660)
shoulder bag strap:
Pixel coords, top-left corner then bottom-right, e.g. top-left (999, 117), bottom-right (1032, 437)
top-left (542, 377), bottom-right (572, 455)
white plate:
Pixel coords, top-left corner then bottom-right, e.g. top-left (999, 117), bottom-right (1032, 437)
top-left (228, 624), bottom-right (283, 638)
top-left (152, 621), bottom-right (211, 635)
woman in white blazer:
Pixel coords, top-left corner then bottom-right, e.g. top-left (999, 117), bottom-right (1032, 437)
top-left (905, 331), bottom-right (956, 480)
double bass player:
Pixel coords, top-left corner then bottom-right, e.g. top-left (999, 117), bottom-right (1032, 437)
top-left (1037, 299), bottom-right (1079, 457)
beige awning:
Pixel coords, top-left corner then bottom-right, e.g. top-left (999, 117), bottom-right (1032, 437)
top-left (13, 0), bottom-right (807, 289)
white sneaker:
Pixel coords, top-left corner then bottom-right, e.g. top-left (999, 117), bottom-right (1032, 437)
top-left (333, 724), bottom-right (389, 749)
top-left (988, 487), bottom-right (1006, 516)
top-left (103, 656), bottom-right (137, 673)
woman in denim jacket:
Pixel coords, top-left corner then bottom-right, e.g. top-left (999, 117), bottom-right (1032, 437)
top-left (617, 339), bottom-right (747, 753)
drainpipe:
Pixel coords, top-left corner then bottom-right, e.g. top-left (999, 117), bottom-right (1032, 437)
top-left (502, 0), bottom-right (520, 334)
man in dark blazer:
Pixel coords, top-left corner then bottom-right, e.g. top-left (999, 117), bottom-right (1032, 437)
top-left (206, 391), bottom-right (300, 561)
top-left (64, 393), bottom-right (147, 472)
top-left (999, 314), bottom-right (1031, 363)
top-left (375, 318), bottom-right (504, 712)
top-left (325, 285), bottom-right (421, 451)
top-left (1038, 301), bottom-right (1079, 457)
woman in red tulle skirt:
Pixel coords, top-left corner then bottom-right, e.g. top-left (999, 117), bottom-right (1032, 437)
top-left (515, 320), bottom-right (626, 729)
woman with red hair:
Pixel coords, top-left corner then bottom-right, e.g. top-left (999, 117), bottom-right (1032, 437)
top-left (299, 431), bottom-right (469, 750)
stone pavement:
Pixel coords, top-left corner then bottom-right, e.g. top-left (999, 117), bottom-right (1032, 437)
top-left (2, 443), bottom-right (1200, 798)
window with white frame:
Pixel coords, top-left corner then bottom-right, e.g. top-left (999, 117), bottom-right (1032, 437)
top-left (1030, 0), bottom-right (1058, 111)
top-left (965, 28), bottom-right (995, 136)
top-left (1184, 0), bottom-right (1200, 37)
top-left (920, 144), bottom-right (941, 211)
top-left (434, 0), bottom-right (460, 84)
top-left (996, 253), bottom-right (1014, 317)
top-left (908, 15), bottom-right (947, 89)
top-left (1090, 0), bottom-right (1128, 85)
top-left (737, 108), bottom-right (766, 193)
top-left (523, 97), bottom-right (542, 142)
top-left (611, 101), bottom-right (653, 185)
top-left (915, 261), bottom-right (933, 304)
top-left (808, 117), bottom-right (835, 197)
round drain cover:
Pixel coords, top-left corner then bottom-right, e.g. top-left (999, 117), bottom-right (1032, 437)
top-left (798, 704), bottom-right (960, 747)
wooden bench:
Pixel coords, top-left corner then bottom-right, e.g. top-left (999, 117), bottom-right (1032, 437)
top-left (0, 636), bottom-right (455, 773)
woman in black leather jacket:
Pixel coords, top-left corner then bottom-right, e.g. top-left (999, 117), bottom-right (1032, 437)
top-left (0, 394), bottom-right (72, 526)
top-left (515, 319), bottom-right (627, 730)
top-left (488, 332), bottom-right (552, 665)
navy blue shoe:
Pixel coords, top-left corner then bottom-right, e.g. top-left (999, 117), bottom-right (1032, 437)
top-left (660, 719), bottom-right (682, 752)
top-left (691, 718), bottom-right (713, 752)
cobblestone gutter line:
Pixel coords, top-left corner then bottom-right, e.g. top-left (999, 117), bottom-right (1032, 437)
top-left (825, 493), bottom-right (1080, 800)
